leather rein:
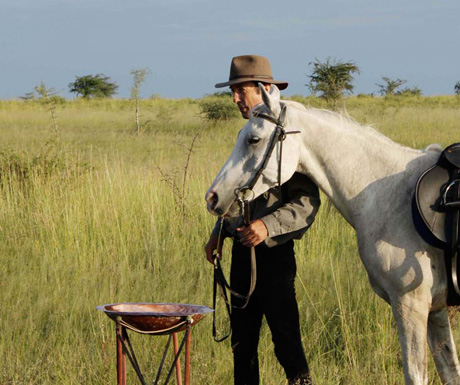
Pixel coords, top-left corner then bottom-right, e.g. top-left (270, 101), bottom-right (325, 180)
top-left (212, 103), bottom-right (301, 342)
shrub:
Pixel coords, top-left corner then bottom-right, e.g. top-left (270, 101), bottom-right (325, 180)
top-left (0, 145), bottom-right (92, 189)
top-left (210, 90), bottom-right (233, 98)
top-left (396, 86), bottom-right (422, 96)
top-left (199, 97), bottom-right (239, 121)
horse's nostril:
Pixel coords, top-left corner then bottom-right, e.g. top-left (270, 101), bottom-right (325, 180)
top-left (206, 191), bottom-right (219, 210)
top-left (211, 192), bottom-right (218, 209)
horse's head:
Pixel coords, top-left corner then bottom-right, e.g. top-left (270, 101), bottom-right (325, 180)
top-left (205, 84), bottom-right (300, 217)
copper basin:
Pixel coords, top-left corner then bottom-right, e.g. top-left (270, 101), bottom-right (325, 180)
top-left (97, 303), bottom-right (213, 334)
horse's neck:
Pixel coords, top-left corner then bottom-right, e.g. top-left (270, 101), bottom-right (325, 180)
top-left (295, 109), bottom-right (429, 226)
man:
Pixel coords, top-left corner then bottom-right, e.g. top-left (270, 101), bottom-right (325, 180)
top-left (205, 55), bottom-right (320, 385)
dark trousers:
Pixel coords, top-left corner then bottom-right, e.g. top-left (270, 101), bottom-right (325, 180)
top-left (230, 240), bottom-right (309, 385)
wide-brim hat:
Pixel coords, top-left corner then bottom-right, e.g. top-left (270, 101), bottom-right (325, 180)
top-left (215, 55), bottom-right (288, 90)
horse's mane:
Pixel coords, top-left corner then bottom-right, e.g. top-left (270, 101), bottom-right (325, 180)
top-left (283, 100), bottom-right (440, 155)
top-left (284, 99), bottom-right (380, 133)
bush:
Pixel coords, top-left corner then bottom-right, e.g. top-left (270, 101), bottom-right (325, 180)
top-left (199, 97), bottom-right (239, 121)
top-left (209, 90), bottom-right (233, 98)
top-left (396, 86), bottom-right (422, 96)
top-left (0, 145), bottom-right (92, 189)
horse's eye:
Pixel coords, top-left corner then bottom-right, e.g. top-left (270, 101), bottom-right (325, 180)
top-left (248, 137), bottom-right (260, 145)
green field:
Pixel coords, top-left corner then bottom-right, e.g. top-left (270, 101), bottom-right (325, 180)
top-left (1, 96), bottom-right (459, 384)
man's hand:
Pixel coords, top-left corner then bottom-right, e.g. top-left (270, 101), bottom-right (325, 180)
top-left (204, 234), bottom-right (223, 264)
top-left (236, 219), bottom-right (268, 248)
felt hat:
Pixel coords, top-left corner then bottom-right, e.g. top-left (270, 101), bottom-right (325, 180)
top-left (215, 55), bottom-right (288, 90)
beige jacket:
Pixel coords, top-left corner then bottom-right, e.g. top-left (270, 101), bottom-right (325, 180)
top-left (212, 172), bottom-right (320, 247)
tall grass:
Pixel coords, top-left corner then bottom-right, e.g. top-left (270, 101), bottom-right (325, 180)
top-left (0, 96), bottom-right (459, 384)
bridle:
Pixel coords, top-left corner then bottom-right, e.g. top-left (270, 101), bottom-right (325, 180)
top-left (212, 103), bottom-right (301, 342)
top-left (233, 103), bottom-right (301, 203)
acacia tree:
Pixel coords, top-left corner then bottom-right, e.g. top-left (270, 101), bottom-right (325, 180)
top-left (307, 57), bottom-right (360, 107)
top-left (376, 77), bottom-right (407, 96)
top-left (130, 67), bottom-right (151, 135)
top-left (35, 82), bottom-right (60, 136)
top-left (455, 81), bottom-right (460, 95)
top-left (20, 81), bottom-right (61, 136)
top-left (68, 74), bottom-right (118, 99)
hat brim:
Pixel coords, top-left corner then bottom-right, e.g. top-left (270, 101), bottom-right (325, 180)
top-left (215, 77), bottom-right (288, 90)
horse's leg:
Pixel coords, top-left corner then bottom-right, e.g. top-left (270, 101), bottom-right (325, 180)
top-left (391, 298), bottom-right (430, 385)
top-left (427, 308), bottom-right (460, 384)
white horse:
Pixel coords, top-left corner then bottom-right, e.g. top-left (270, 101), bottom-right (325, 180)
top-left (205, 84), bottom-right (460, 385)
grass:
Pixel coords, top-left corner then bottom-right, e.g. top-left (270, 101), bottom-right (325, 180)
top-left (0, 96), bottom-right (459, 384)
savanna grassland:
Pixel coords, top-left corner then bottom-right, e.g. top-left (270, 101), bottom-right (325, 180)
top-left (0, 95), bottom-right (459, 384)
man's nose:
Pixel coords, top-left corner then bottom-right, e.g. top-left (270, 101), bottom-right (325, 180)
top-left (232, 92), bottom-right (239, 103)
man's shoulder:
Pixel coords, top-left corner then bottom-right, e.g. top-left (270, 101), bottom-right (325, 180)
top-left (285, 172), bottom-right (319, 191)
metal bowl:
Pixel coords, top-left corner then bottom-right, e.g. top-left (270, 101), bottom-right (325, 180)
top-left (97, 303), bottom-right (213, 334)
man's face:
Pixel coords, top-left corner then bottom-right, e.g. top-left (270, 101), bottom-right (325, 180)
top-left (231, 82), bottom-right (268, 119)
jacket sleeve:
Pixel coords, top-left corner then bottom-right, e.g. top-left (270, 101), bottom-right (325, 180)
top-left (261, 173), bottom-right (320, 240)
top-left (211, 217), bottom-right (233, 239)
top-left (211, 218), bottom-right (222, 237)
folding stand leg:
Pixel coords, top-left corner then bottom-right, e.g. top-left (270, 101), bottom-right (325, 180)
top-left (116, 323), bottom-right (127, 385)
top-left (172, 332), bottom-right (183, 385)
top-left (114, 318), bottom-right (194, 385)
top-left (185, 328), bottom-right (192, 385)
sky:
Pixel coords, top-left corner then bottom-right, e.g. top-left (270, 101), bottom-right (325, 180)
top-left (1, 0), bottom-right (459, 100)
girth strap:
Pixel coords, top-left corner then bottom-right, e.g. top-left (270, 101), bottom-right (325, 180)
top-left (448, 170), bottom-right (460, 295)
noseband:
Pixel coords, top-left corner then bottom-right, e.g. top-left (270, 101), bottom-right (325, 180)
top-left (234, 103), bottom-right (300, 202)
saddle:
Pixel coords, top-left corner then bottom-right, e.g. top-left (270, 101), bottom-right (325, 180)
top-left (413, 143), bottom-right (460, 305)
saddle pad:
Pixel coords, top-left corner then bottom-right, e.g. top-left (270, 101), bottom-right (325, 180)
top-left (415, 164), bottom-right (450, 245)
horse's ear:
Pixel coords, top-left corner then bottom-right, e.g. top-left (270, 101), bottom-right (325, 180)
top-left (269, 84), bottom-right (280, 100)
top-left (259, 83), bottom-right (281, 117)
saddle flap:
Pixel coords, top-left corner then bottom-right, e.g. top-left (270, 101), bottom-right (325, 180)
top-left (415, 165), bottom-right (450, 244)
